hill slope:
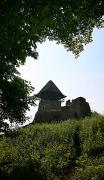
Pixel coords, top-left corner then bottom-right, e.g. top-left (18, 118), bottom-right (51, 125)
top-left (0, 113), bottom-right (104, 180)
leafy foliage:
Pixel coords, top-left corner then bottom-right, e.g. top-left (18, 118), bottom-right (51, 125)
top-left (0, 0), bottom-right (104, 59)
top-left (0, 77), bottom-right (35, 124)
top-left (0, 114), bottom-right (104, 179)
top-left (76, 156), bottom-right (104, 180)
top-left (0, 121), bottom-right (77, 179)
top-left (0, 58), bottom-right (36, 131)
top-left (75, 114), bottom-right (104, 180)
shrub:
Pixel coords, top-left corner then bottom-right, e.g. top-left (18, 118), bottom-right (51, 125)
top-left (0, 113), bottom-right (104, 179)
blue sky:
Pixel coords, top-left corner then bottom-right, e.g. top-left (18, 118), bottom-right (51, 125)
top-left (19, 28), bottom-right (104, 119)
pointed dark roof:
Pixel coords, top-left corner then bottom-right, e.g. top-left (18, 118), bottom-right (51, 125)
top-left (36, 80), bottom-right (66, 100)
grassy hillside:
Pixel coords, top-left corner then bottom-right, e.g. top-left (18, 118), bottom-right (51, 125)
top-left (0, 113), bottom-right (104, 180)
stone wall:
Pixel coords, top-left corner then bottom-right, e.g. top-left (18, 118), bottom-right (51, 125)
top-left (34, 111), bottom-right (61, 123)
top-left (34, 97), bottom-right (91, 123)
top-left (38, 99), bottom-right (61, 112)
top-left (69, 97), bottom-right (91, 119)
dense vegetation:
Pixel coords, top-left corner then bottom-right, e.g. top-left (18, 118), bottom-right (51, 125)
top-left (0, 113), bottom-right (104, 180)
top-left (1, 2), bottom-right (104, 178)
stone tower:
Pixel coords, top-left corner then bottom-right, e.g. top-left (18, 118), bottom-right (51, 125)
top-left (36, 80), bottom-right (66, 112)
top-left (34, 80), bottom-right (66, 122)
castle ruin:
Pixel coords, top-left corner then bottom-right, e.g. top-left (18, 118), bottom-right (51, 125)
top-left (34, 80), bottom-right (91, 123)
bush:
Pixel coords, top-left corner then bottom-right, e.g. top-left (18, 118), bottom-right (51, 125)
top-left (0, 120), bottom-right (79, 179)
top-left (0, 113), bottom-right (104, 179)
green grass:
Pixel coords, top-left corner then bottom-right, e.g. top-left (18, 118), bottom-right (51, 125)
top-left (0, 113), bottom-right (104, 179)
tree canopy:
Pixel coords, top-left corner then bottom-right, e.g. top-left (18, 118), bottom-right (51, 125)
top-left (0, 76), bottom-right (36, 132)
top-left (0, 0), bottom-right (104, 60)
top-left (0, 0), bottom-right (104, 130)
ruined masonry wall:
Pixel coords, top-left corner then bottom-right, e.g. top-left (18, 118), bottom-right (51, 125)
top-left (38, 99), bottom-right (61, 112)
